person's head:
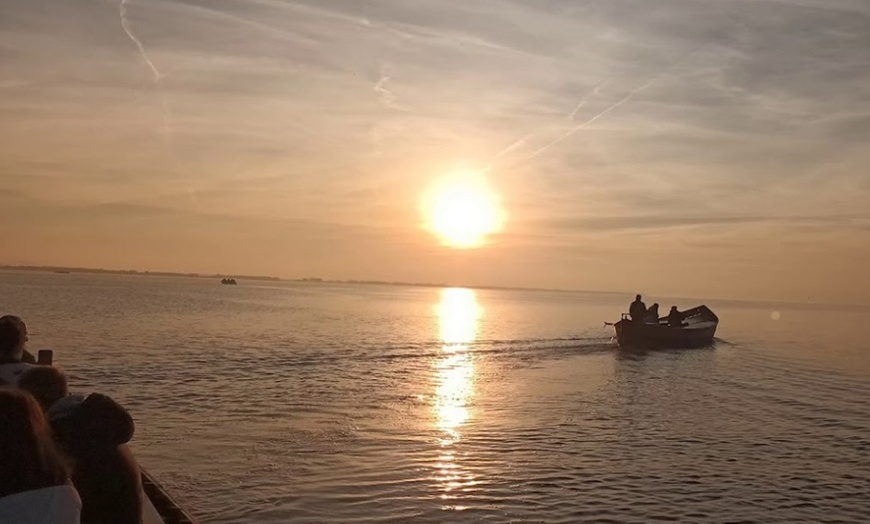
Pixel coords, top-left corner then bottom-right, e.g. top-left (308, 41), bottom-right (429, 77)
top-left (670, 306), bottom-right (678, 312)
top-left (635, 294), bottom-right (642, 301)
top-left (19, 366), bottom-right (69, 411)
top-left (0, 388), bottom-right (70, 498)
top-left (0, 315), bottom-right (28, 360)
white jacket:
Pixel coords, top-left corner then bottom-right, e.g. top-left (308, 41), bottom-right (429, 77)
top-left (0, 484), bottom-right (81, 524)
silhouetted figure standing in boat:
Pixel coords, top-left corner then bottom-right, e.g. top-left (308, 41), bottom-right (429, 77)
top-left (629, 295), bottom-right (647, 322)
top-left (667, 306), bottom-right (684, 327)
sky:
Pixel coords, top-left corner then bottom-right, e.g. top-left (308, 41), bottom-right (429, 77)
top-left (1, 0), bottom-right (869, 304)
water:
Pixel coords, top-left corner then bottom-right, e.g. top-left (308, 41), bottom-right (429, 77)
top-left (2, 270), bottom-right (870, 523)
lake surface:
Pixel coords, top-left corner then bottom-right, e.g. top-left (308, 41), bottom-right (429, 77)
top-left (2, 270), bottom-right (870, 523)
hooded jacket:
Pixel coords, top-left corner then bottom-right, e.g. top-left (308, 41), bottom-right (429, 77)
top-left (48, 394), bottom-right (141, 524)
top-left (0, 361), bottom-right (35, 386)
top-left (0, 484), bottom-right (81, 524)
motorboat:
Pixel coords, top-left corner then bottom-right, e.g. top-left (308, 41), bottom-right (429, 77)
top-left (612, 305), bottom-right (718, 349)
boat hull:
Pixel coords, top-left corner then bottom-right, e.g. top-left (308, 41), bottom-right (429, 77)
top-left (615, 319), bottom-right (717, 349)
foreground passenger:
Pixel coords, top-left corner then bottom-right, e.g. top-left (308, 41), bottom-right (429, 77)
top-left (18, 367), bottom-right (143, 524)
top-left (0, 388), bottom-right (81, 524)
top-left (0, 315), bottom-right (36, 385)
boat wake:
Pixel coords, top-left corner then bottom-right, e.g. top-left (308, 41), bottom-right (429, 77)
top-left (272, 335), bottom-right (615, 368)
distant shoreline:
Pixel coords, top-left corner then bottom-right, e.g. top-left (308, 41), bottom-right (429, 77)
top-left (0, 265), bottom-right (281, 282)
top-left (0, 264), bottom-right (614, 295)
top-left (3, 265), bottom-right (866, 310)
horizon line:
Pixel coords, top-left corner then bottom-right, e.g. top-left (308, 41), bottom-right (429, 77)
top-left (2, 264), bottom-right (868, 311)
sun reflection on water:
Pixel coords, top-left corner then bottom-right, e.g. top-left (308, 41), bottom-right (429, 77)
top-left (432, 288), bottom-right (480, 502)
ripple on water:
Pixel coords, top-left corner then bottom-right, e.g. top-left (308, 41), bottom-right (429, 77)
top-left (4, 274), bottom-right (870, 523)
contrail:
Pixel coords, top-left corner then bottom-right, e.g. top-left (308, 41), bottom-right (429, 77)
top-left (568, 77), bottom-right (610, 120)
top-left (485, 76), bottom-right (611, 171)
top-left (484, 132), bottom-right (535, 171)
top-left (120, 0), bottom-right (161, 82)
top-left (119, 0), bottom-right (182, 179)
top-left (514, 46), bottom-right (707, 167)
top-left (520, 75), bottom-right (661, 164)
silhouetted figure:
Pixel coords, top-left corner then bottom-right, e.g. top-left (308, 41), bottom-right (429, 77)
top-left (0, 388), bottom-right (81, 524)
top-left (629, 295), bottom-right (647, 322)
top-left (644, 303), bottom-right (660, 324)
top-left (0, 315), bottom-right (36, 386)
top-left (19, 367), bottom-right (142, 524)
top-left (667, 306), bottom-right (684, 327)
top-left (17, 366), bottom-right (69, 412)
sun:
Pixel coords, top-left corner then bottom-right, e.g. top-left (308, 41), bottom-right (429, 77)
top-left (421, 170), bottom-right (506, 249)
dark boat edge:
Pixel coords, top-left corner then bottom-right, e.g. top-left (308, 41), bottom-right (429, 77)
top-left (141, 467), bottom-right (199, 524)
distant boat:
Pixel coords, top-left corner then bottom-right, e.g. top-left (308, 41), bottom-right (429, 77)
top-left (220, 278), bottom-right (237, 285)
top-left (611, 305), bottom-right (719, 349)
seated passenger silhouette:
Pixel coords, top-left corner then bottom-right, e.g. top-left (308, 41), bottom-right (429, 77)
top-left (644, 303), bottom-right (660, 324)
top-left (18, 366), bottom-right (142, 524)
top-left (0, 315), bottom-right (36, 386)
top-left (0, 387), bottom-right (81, 524)
top-left (667, 306), bottom-right (685, 327)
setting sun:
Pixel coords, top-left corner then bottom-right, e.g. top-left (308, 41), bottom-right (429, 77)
top-left (421, 171), bottom-right (506, 249)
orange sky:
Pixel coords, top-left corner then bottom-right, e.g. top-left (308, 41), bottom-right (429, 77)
top-left (1, 0), bottom-right (869, 304)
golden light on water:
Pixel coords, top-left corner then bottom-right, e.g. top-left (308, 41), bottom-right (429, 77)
top-left (436, 287), bottom-right (482, 346)
top-left (432, 288), bottom-right (480, 500)
top-left (421, 170), bottom-right (506, 249)
top-left (435, 352), bottom-right (474, 439)
top-left (434, 288), bottom-right (479, 438)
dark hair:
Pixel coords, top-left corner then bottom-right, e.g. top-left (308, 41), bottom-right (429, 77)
top-left (0, 388), bottom-right (71, 498)
top-left (19, 366), bottom-right (69, 412)
top-left (0, 315), bottom-right (28, 358)
top-left (635, 294), bottom-right (642, 300)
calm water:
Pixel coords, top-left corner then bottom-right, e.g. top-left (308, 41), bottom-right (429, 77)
top-left (3, 270), bottom-right (870, 523)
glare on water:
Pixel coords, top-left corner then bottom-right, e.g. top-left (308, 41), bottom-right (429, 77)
top-left (433, 288), bottom-right (480, 501)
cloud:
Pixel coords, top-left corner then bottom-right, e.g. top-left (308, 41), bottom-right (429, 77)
top-left (540, 214), bottom-right (870, 234)
top-left (2, 0), bottom-right (869, 301)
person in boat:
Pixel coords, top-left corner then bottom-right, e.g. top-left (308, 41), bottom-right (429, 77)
top-left (0, 387), bottom-right (81, 524)
top-left (667, 306), bottom-right (685, 327)
top-left (0, 315), bottom-right (37, 386)
top-left (17, 365), bottom-right (69, 412)
top-left (644, 303), bottom-right (660, 324)
top-left (629, 294), bottom-right (647, 322)
top-left (18, 367), bottom-right (142, 524)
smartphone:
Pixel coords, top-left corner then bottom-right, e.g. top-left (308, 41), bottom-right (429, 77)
top-left (37, 349), bottom-right (54, 366)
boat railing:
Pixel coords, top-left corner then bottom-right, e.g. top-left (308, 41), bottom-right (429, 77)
top-left (141, 467), bottom-right (199, 524)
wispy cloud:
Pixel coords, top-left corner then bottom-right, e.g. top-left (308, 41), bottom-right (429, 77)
top-left (1, 0), bottom-right (869, 301)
